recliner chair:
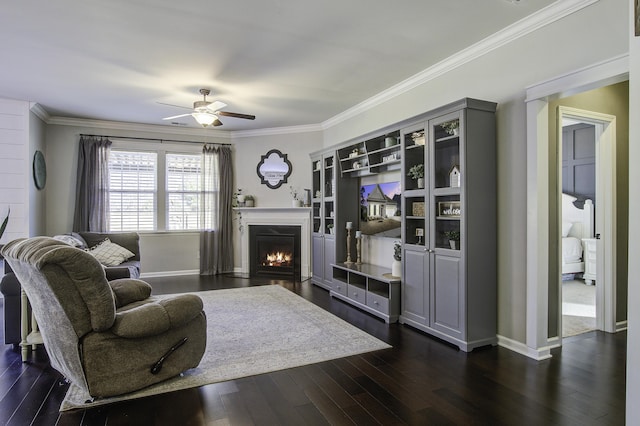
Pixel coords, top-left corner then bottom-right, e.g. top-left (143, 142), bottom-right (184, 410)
top-left (1, 237), bottom-right (207, 399)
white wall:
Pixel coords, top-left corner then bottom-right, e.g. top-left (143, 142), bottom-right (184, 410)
top-left (320, 0), bottom-right (628, 343)
top-left (0, 98), bottom-right (30, 244)
top-left (626, 0), bottom-right (639, 421)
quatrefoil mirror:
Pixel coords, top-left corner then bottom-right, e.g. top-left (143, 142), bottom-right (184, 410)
top-left (256, 149), bottom-right (292, 189)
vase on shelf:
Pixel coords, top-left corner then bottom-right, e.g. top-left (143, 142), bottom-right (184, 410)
top-left (292, 199), bottom-right (303, 208)
top-left (391, 260), bottom-right (401, 278)
top-left (417, 178), bottom-right (424, 189)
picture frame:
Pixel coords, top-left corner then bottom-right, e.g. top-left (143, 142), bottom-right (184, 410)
top-left (412, 202), bottom-right (425, 217)
top-left (437, 201), bottom-right (461, 218)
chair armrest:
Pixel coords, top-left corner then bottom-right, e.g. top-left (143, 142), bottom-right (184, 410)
top-left (111, 294), bottom-right (203, 338)
top-left (109, 279), bottom-right (152, 308)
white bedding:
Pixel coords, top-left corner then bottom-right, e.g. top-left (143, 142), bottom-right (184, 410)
top-left (562, 236), bottom-right (583, 263)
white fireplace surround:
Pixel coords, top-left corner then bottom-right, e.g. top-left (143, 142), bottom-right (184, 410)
top-left (235, 207), bottom-right (311, 278)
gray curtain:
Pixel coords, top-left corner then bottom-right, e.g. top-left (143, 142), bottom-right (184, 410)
top-left (72, 136), bottom-right (112, 232)
top-left (200, 145), bottom-right (234, 275)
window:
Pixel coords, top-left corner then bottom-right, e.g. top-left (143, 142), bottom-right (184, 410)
top-left (108, 148), bottom-right (209, 232)
top-left (166, 153), bottom-right (202, 230)
top-left (109, 151), bottom-right (157, 231)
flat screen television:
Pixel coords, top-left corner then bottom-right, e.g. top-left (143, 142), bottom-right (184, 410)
top-left (359, 181), bottom-right (401, 237)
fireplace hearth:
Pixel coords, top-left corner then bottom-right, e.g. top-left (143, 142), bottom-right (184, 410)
top-left (249, 225), bottom-right (301, 280)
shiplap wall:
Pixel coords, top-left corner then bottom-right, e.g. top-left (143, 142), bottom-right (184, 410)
top-left (0, 98), bottom-right (29, 244)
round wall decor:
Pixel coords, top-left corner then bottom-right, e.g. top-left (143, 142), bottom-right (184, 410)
top-left (33, 150), bottom-right (47, 190)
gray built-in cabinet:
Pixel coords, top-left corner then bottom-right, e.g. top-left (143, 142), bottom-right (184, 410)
top-left (310, 151), bottom-right (358, 289)
top-left (310, 98), bottom-right (497, 352)
top-left (400, 99), bottom-right (497, 352)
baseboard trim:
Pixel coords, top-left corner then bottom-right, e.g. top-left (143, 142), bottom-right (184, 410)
top-left (497, 334), bottom-right (553, 361)
top-left (140, 269), bottom-right (200, 278)
top-left (616, 320), bottom-right (628, 332)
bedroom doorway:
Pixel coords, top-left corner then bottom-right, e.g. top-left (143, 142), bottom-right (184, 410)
top-left (558, 106), bottom-right (617, 337)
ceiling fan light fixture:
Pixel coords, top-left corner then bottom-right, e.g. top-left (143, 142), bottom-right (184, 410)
top-left (193, 112), bottom-right (217, 127)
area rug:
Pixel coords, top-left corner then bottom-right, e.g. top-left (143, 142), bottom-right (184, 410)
top-left (61, 285), bottom-right (390, 411)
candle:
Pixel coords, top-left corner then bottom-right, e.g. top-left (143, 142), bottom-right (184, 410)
top-left (355, 231), bottom-right (361, 238)
top-left (346, 222), bottom-right (353, 229)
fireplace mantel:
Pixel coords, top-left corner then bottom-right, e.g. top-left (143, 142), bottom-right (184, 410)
top-left (234, 207), bottom-right (311, 279)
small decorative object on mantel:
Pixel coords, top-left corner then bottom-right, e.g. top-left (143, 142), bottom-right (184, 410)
top-left (244, 195), bottom-right (255, 207)
top-left (408, 164), bottom-right (425, 189)
top-left (441, 119), bottom-right (460, 136)
top-left (289, 186), bottom-right (303, 207)
top-left (449, 165), bottom-right (461, 188)
top-left (234, 188), bottom-right (245, 207)
top-left (391, 241), bottom-right (402, 278)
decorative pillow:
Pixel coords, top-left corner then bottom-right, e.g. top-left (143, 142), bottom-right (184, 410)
top-left (88, 238), bottom-right (136, 267)
top-left (561, 221), bottom-right (573, 238)
top-left (52, 234), bottom-right (86, 248)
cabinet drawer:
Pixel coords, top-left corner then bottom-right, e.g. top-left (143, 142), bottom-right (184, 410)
top-left (347, 284), bottom-right (366, 304)
top-left (366, 292), bottom-right (389, 315)
top-left (333, 280), bottom-right (348, 296)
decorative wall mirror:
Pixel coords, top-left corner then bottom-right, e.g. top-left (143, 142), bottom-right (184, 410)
top-left (256, 149), bottom-right (292, 189)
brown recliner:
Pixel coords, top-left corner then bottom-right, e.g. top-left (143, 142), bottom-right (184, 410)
top-left (1, 237), bottom-right (207, 399)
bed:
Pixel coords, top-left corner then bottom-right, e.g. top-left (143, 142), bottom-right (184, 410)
top-left (561, 193), bottom-right (594, 275)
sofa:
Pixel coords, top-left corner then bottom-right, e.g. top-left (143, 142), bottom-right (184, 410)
top-left (1, 232), bottom-right (141, 345)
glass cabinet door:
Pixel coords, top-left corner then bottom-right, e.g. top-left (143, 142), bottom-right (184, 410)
top-left (429, 112), bottom-right (462, 251)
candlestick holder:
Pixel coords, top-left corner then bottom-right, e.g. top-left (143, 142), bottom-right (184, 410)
top-left (356, 235), bottom-right (362, 265)
top-left (344, 228), bottom-right (353, 264)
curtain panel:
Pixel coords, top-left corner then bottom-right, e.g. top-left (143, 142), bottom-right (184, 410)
top-left (72, 136), bottom-right (112, 232)
top-left (200, 145), bottom-right (234, 275)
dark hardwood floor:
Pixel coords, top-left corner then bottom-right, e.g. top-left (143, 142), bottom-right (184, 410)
top-left (0, 275), bottom-right (626, 425)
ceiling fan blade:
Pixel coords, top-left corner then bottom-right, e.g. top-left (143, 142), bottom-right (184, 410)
top-left (217, 111), bottom-right (256, 120)
top-left (162, 113), bottom-right (192, 120)
top-left (157, 101), bottom-right (192, 110)
top-left (205, 101), bottom-right (227, 112)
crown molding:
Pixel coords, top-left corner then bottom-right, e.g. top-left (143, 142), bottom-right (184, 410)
top-left (29, 102), bottom-right (50, 122)
top-left (322, 0), bottom-right (600, 129)
top-left (231, 123), bottom-right (323, 138)
top-left (46, 115), bottom-right (232, 139)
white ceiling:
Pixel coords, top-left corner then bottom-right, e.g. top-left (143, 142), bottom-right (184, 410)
top-left (0, 0), bottom-right (554, 131)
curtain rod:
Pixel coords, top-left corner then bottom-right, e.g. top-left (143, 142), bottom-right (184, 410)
top-left (79, 134), bottom-right (231, 146)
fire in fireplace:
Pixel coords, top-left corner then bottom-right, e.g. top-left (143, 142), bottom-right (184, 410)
top-left (249, 225), bottom-right (301, 279)
top-left (263, 251), bottom-right (292, 267)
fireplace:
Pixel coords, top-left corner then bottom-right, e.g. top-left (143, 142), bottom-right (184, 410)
top-left (249, 225), bottom-right (301, 280)
top-left (237, 207), bottom-right (311, 279)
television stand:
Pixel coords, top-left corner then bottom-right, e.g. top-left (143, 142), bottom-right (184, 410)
top-left (330, 262), bottom-right (400, 323)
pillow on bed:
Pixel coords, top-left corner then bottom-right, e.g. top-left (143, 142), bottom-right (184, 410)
top-left (562, 221), bottom-right (573, 237)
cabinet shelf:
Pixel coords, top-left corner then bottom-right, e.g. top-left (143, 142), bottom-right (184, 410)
top-left (436, 216), bottom-right (460, 221)
top-left (435, 134), bottom-right (459, 143)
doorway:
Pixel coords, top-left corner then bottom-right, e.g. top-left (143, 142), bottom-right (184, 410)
top-left (560, 120), bottom-right (596, 337)
top-left (558, 106), bottom-right (617, 338)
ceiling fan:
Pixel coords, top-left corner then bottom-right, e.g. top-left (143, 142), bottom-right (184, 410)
top-left (160, 88), bottom-right (255, 127)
